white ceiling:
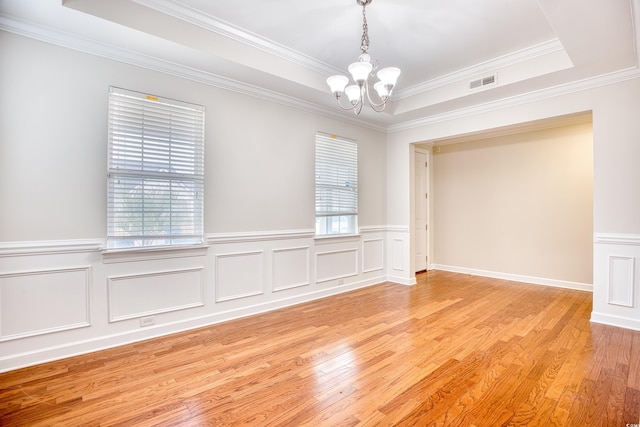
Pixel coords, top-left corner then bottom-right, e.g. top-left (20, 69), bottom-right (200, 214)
top-left (167, 0), bottom-right (557, 85)
top-left (1, 0), bottom-right (638, 130)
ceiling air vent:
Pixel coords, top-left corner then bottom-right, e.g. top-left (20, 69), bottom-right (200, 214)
top-left (469, 73), bottom-right (497, 90)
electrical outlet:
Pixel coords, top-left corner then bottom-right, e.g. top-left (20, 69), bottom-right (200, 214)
top-left (140, 316), bottom-right (155, 327)
top-left (337, 279), bottom-right (344, 285)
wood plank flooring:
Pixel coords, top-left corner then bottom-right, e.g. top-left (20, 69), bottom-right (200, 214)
top-left (2, 270), bottom-right (640, 426)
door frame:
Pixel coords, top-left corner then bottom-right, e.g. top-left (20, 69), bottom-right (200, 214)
top-left (411, 145), bottom-right (432, 275)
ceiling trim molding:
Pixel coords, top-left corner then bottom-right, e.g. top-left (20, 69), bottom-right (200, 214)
top-left (387, 66), bottom-right (640, 133)
top-left (0, 15), bottom-right (386, 133)
top-left (3, 13), bottom-right (638, 136)
top-left (130, 0), bottom-right (340, 77)
top-left (394, 39), bottom-right (567, 99)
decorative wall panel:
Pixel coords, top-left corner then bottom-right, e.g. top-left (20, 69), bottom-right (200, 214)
top-left (108, 268), bottom-right (204, 321)
top-left (0, 267), bottom-right (90, 340)
top-left (316, 249), bottom-right (358, 283)
top-left (592, 234), bottom-right (640, 330)
top-left (363, 239), bottom-right (384, 273)
top-left (272, 246), bottom-right (310, 291)
top-left (392, 239), bottom-right (404, 271)
top-left (608, 255), bottom-right (635, 307)
top-left (215, 251), bottom-right (264, 302)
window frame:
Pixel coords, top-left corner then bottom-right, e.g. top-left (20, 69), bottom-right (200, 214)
top-left (315, 132), bottom-right (358, 236)
top-left (106, 86), bottom-right (205, 250)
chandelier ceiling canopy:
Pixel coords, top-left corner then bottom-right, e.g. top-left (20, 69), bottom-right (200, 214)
top-left (326, 0), bottom-right (401, 115)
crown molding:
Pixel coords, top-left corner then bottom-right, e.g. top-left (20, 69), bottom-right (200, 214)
top-left (0, 15), bottom-right (387, 133)
top-left (394, 39), bottom-right (566, 99)
top-left (3, 13), bottom-right (639, 135)
top-left (387, 65), bottom-right (640, 133)
top-left (130, 0), bottom-right (340, 76)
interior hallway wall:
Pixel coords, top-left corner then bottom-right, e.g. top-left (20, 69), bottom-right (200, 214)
top-left (432, 122), bottom-right (593, 286)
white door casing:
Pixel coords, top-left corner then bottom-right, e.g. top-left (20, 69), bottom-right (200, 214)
top-left (415, 149), bottom-right (429, 272)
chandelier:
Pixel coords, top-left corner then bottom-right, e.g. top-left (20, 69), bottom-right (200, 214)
top-left (326, 0), bottom-right (401, 115)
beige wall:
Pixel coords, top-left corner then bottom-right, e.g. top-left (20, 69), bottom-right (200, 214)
top-left (0, 32), bottom-right (387, 242)
top-left (432, 122), bottom-right (593, 284)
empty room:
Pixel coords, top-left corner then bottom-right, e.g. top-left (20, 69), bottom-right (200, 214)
top-left (1, 0), bottom-right (640, 425)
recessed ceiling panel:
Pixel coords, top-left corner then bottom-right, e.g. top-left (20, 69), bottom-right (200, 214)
top-left (176, 0), bottom-right (557, 87)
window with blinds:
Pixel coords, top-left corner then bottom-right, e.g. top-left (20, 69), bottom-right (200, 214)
top-left (315, 132), bottom-right (358, 235)
top-left (107, 87), bottom-right (205, 249)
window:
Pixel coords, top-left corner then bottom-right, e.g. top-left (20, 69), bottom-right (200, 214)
top-left (107, 87), bottom-right (205, 249)
top-left (315, 132), bottom-right (358, 235)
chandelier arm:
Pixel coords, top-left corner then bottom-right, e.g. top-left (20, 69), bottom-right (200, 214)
top-left (333, 94), bottom-right (362, 112)
top-left (363, 83), bottom-right (388, 109)
top-left (353, 86), bottom-right (365, 114)
top-left (353, 100), bottom-right (364, 115)
top-left (369, 102), bottom-right (387, 113)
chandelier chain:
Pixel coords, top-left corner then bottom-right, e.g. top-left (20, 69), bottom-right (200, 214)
top-left (360, 5), bottom-right (369, 55)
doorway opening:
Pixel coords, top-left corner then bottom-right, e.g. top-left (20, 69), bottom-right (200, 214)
top-left (410, 112), bottom-right (594, 286)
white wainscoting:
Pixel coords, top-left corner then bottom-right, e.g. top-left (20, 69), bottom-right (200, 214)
top-left (272, 246), bottom-right (310, 292)
top-left (316, 249), bottom-right (358, 283)
top-left (0, 266), bottom-right (91, 341)
top-left (0, 228), bottom-right (409, 372)
top-left (108, 268), bottom-right (205, 321)
top-left (215, 251), bottom-right (264, 302)
top-left (607, 256), bottom-right (635, 307)
top-left (592, 233), bottom-right (640, 330)
top-left (384, 227), bottom-right (414, 285)
top-left (392, 239), bottom-right (404, 271)
top-left (362, 238), bottom-right (384, 273)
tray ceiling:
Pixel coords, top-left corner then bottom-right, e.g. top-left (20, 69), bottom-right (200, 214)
top-left (1, 0), bottom-right (638, 129)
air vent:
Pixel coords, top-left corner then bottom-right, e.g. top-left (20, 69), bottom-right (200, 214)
top-left (469, 73), bottom-right (497, 90)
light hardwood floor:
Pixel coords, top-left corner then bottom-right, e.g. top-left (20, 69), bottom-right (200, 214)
top-left (1, 270), bottom-right (640, 426)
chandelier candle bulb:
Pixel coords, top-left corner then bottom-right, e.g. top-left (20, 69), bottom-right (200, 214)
top-left (326, 0), bottom-right (400, 114)
top-left (349, 60), bottom-right (373, 84)
top-left (345, 85), bottom-right (361, 104)
top-left (327, 75), bottom-right (349, 95)
top-left (374, 81), bottom-right (389, 99)
top-left (377, 67), bottom-right (401, 89)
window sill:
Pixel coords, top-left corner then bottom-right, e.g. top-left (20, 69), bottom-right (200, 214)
top-left (102, 244), bottom-right (209, 263)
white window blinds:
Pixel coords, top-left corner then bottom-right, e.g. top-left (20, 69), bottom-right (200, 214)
top-left (315, 132), bottom-right (358, 235)
top-left (107, 87), bottom-right (205, 248)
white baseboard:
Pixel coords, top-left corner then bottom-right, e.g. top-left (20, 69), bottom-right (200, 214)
top-left (591, 312), bottom-right (640, 331)
top-left (432, 264), bottom-right (593, 292)
top-left (386, 274), bottom-right (417, 286)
